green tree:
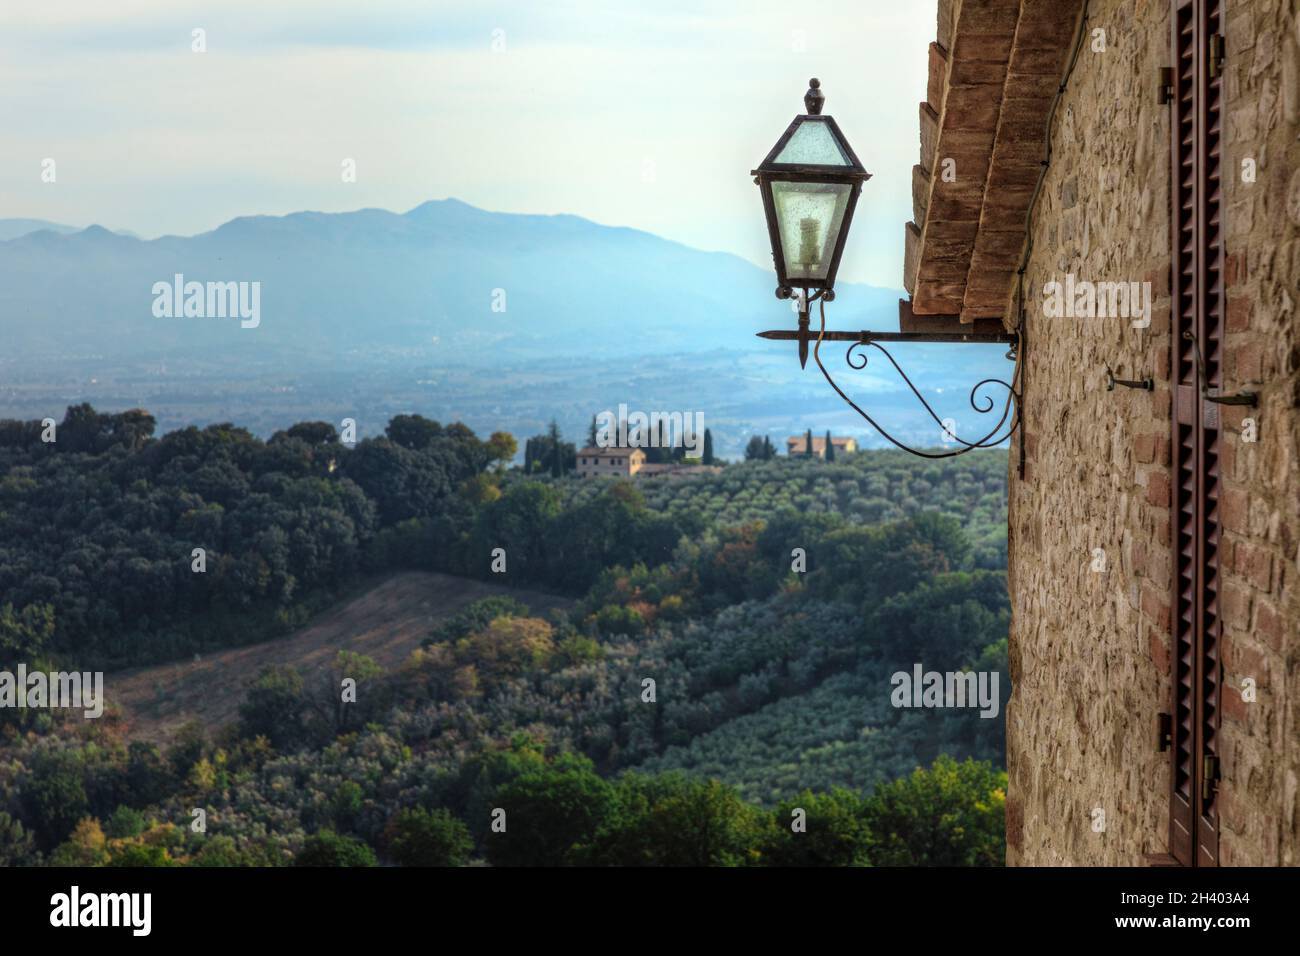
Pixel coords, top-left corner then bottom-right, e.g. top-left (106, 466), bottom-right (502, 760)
top-left (21, 751), bottom-right (90, 850)
top-left (383, 808), bottom-right (473, 866)
top-left (105, 806), bottom-right (146, 840)
top-left (485, 754), bottom-right (617, 866)
top-left (548, 420), bottom-right (564, 477)
top-left (702, 429), bottom-right (715, 464)
top-left (761, 788), bottom-right (870, 866)
top-left (285, 421), bottom-right (339, 445)
top-left (824, 430), bottom-right (835, 462)
top-left (108, 843), bottom-right (177, 867)
top-left (385, 413), bottom-right (443, 450)
top-left (238, 665), bottom-right (307, 750)
top-left (0, 812), bottom-right (38, 866)
top-left (867, 569), bottom-right (1008, 667)
top-left (581, 773), bottom-right (763, 866)
top-left (295, 830), bottom-right (378, 867)
top-left (861, 756), bottom-right (1006, 866)
top-left (0, 602), bottom-right (54, 658)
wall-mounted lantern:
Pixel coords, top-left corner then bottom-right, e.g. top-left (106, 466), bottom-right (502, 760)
top-left (753, 79), bottom-right (1022, 459)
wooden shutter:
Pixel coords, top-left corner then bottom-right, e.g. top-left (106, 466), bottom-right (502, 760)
top-left (1167, 0), bottom-right (1222, 868)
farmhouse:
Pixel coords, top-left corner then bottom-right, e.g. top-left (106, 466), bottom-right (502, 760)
top-left (575, 446), bottom-right (645, 478)
top-left (785, 435), bottom-right (857, 458)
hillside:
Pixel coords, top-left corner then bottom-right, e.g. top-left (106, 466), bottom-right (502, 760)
top-left (0, 407), bottom-right (1010, 867)
top-left (110, 572), bottom-right (571, 744)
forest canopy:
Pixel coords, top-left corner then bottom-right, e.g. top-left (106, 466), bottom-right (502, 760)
top-left (0, 406), bottom-right (1010, 867)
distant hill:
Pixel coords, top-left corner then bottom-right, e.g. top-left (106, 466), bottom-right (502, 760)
top-left (0, 218), bottom-right (139, 241)
top-left (0, 199), bottom-right (904, 361)
top-left (0, 219), bottom-right (82, 240)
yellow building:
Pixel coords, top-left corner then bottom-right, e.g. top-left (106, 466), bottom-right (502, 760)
top-left (785, 435), bottom-right (857, 458)
top-left (576, 446), bottom-right (646, 478)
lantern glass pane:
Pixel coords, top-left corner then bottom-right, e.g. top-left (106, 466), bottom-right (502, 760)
top-left (772, 181), bottom-right (851, 281)
top-left (774, 120), bottom-right (850, 166)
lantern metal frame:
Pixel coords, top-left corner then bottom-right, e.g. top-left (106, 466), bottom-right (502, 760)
top-left (752, 80), bottom-right (871, 298)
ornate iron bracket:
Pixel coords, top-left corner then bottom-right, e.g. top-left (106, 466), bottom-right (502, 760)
top-left (757, 297), bottom-right (1023, 459)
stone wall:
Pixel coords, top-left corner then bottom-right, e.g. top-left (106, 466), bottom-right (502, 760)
top-left (1004, 0), bottom-right (1300, 865)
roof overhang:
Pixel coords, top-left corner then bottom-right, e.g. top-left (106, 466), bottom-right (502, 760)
top-left (903, 0), bottom-right (1086, 327)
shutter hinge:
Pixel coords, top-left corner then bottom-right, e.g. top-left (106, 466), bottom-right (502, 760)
top-left (1209, 34), bottom-right (1225, 78)
top-left (1158, 67), bottom-right (1174, 104)
top-left (1157, 712), bottom-right (1172, 752)
top-left (1202, 754), bottom-right (1220, 801)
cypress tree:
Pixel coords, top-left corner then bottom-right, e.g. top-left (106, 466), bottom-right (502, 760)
top-left (548, 420), bottom-right (563, 477)
top-left (805, 429), bottom-right (813, 458)
top-left (702, 429), bottom-right (714, 464)
top-left (825, 430), bottom-right (835, 462)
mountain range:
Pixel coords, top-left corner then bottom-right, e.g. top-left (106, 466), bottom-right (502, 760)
top-left (0, 200), bottom-right (903, 362)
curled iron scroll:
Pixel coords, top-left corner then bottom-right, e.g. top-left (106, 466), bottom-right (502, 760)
top-left (814, 300), bottom-right (1022, 459)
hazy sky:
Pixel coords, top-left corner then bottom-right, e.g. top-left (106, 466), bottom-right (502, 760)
top-left (0, 1), bottom-right (934, 287)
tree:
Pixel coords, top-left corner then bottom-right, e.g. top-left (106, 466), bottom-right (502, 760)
top-left (308, 651), bottom-right (384, 738)
top-left (0, 602), bottom-right (54, 659)
top-left (238, 665), bottom-right (307, 750)
top-left (108, 842), bottom-right (177, 867)
top-left (0, 812), bottom-right (38, 866)
top-left (454, 617), bottom-right (555, 689)
top-left (524, 422), bottom-right (573, 477)
top-left (867, 569), bottom-right (1008, 668)
top-left (587, 416), bottom-right (598, 447)
top-left (285, 421), bottom-right (339, 446)
top-left (485, 754), bottom-right (617, 866)
top-left (763, 435), bottom-right (774, 459)
top-left (385, 414), bottom-right (443, 450)
top-left (744, 436), bottom-right (766, 461)
top-left (295, 830), bottom-right (378, 867)
top-left (762, 788), bottom-right (870, 866)
top-left (824, 430), bottom-right (835, 462)
top-left (702, 429), bottom-right (715, 465)
top-left (21, 750), bottom-right (90, 850)
top-left (470, 481), bottom-right (561, 582)
top-left (383, 808), bottom-right (473, 866)
top-left (49, 818), bottom-right (107, 867)
top-left (548, 420), bottom-right (564, 477)
top-left (485, 431), bottom-right (517, 468)
top-left (581, 773), bottom-right (764, 866)
top-left (805, 429), bottom-right (814, 458)
top-left (860, 756), bottom-right (1006, 866)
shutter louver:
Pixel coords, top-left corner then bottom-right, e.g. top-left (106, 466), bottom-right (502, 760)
top-left (1167, 0), bottom-right (1222, 868)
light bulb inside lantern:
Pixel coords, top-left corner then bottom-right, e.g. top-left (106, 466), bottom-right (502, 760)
top-left (798, 217), bottom-right (822, 267)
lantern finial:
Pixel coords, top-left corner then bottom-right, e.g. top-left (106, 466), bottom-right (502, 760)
top-left (803, 78), bottom-right (824, 115)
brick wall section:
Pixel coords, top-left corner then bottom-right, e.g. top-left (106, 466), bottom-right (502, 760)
top-left (1005, 0), bottom-right (1299, 865)
top-left (1212, 0), bottom-right (1300, 865)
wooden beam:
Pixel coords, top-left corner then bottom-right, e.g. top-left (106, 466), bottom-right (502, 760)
top-left (899, 298), bottom-right (1006, 337)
